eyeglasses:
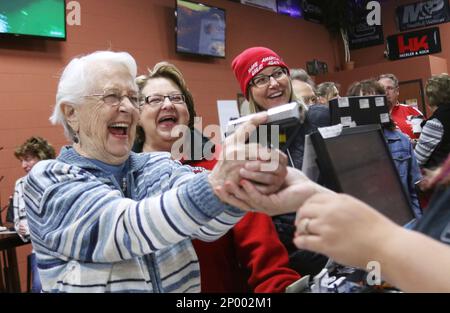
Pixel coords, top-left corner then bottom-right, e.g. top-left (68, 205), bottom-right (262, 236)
top-left (142, 94), bottom-right (186, 107)
top-left (84, 89), bottom-right (140, 109)
top-left (384, 86), bottom-right (398, 91)
top-left (251, 68), bottom-right (288, 88)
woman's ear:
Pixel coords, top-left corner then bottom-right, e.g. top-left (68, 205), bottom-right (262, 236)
top-left (61, 103), bottom-right (79, 133)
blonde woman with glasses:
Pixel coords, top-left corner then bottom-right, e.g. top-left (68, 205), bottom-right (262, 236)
top-left (231, 47), bottom-right (330, 277)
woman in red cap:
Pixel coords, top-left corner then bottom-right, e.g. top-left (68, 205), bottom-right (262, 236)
top-left (232, 47), bottom-right (330, 276)
top-left (134, 61), bottom-right (301, 293)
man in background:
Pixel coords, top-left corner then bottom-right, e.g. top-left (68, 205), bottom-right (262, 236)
top-left (316, 82), bottom-right (340, 105)
top-left (290, 68), bottom-right (317, 106)
top-left (378, 73), bottom-right (423, 140)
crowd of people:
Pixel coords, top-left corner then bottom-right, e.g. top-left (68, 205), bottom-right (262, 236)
top-left (2, 46), bottom-right (449, 293)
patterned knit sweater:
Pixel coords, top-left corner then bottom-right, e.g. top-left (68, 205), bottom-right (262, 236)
top-left (24, 146), bottom-right (243, 292)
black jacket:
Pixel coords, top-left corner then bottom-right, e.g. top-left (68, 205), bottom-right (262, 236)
top-left (272, 104), bottom-right (331, 276)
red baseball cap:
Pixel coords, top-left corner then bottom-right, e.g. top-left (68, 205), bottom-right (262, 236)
top-left (231, 47), bottom-right (289, 99)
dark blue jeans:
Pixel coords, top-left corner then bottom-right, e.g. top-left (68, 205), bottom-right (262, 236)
top-left (29, 253), bottom-right (42, 293)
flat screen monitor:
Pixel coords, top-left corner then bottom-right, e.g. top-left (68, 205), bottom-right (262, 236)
top-left (175, 0), bottom-right (226, 58)
top-left (329, 95), bottom-right (390, 127)
top-left (0, 0), bottom-right (66, 40)
top-left (311, 124), bottom-right (414, 225)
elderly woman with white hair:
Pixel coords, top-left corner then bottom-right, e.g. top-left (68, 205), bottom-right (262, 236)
top-left (22, 50), bottom-right (303, 293)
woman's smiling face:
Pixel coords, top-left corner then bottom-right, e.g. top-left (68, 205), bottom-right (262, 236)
top-left (249, 66), bottom-right (292, 110)
top-left (139, 77), bottom-right (190, 152)
top-left (66, 64), bottom-right (140, 165)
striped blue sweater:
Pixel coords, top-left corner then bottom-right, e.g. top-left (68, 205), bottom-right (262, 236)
top-left (24, 146), bottom-right (244, 292)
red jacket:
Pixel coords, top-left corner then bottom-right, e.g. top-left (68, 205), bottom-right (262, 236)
top-left (187, 157), bottom-right (300, 292)
top-left (391, 103), bottom-right (423, 139)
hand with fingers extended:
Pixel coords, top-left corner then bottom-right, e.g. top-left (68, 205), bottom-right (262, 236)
top-left (293, 193), bottom-right (400, 269)
top-left (214, 166), bottom-right (333, 215)
top-left (208, 112), bottom-right (288, 210)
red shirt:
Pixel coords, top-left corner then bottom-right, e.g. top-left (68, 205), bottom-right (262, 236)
top-left (391, 103), bottom-right (423, 139)
top-left (187, 154), bottom-right (300, 292)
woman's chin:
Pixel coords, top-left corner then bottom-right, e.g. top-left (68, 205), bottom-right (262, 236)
top-left (105, 145), bottom-right (131, 162)
top-left (157, 129), bottom-right (180, 141)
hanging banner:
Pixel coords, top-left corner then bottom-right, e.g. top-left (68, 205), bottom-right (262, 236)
top-left (386, 27), bottom-right (441, 60)
top-left (396, 0), bottom-right (450, 31)
top-left (348, 18), bottom-right (384, 50)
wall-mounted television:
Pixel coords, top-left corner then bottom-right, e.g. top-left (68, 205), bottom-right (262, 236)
top-left (0, 0), bottom-right (66, 40)
top-left (175, 0), bottom-right (226, 58)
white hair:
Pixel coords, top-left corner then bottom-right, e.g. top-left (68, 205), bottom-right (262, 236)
top-left (50, 51), bottom-right (137, 141)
